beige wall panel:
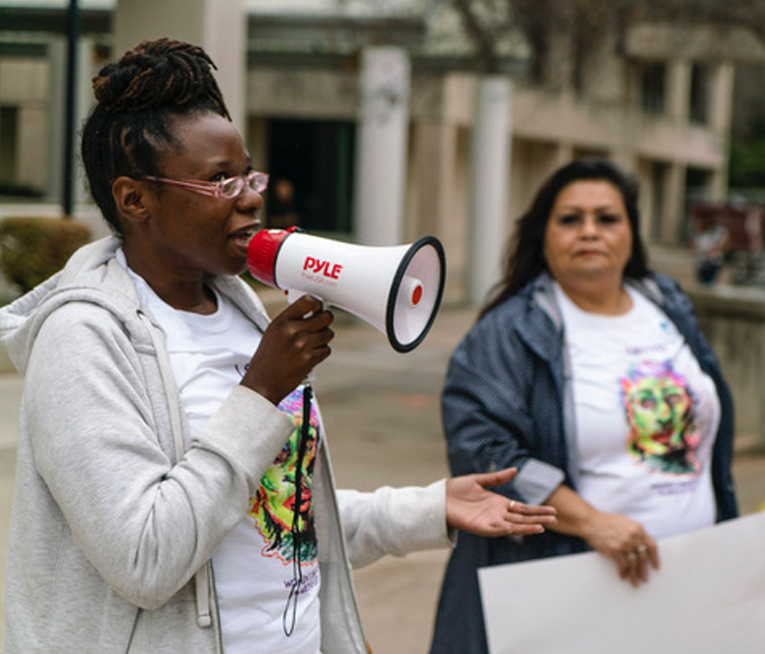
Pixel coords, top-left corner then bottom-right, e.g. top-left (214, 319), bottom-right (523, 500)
top-left (17, 107), bottom-right (47, 190)
top-left (247, 68), bottom-right (357, 120)
top-left (0, 59), bottom-right (48, 103)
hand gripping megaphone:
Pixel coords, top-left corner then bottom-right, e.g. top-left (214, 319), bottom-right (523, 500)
top-left (247, 229), bottom-right (446, 353)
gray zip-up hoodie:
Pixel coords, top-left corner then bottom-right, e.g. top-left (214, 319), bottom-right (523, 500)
top-left (0, 236), bottom-right (450, 653)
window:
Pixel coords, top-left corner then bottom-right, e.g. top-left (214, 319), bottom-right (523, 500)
top-left (684, 167), bottom-right (711, 245)
top-left (0, 105), bottom-right (19, 184)
top-left (689, 64), bottom-right (710, 125)
top-left (573, 148), bottom-right (609, 161)
top-left (641, 64), bottom-right (666, 116)
top-left (650, 162), bottom-right (666, 242)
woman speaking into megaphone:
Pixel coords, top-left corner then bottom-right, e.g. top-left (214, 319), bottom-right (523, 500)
top-left (0, 38), bottom-right (555, 654)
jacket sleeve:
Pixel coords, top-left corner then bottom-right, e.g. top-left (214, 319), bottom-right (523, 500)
top-left (23, 302), bottom-right (294, 609)
top-left (335, 481), bottom-right (452, 568)
top-left (442, 316), bottom-right (566, 506)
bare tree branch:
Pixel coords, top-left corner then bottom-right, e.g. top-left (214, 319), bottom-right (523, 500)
top-left (452, 0), bottom-right (501, 72)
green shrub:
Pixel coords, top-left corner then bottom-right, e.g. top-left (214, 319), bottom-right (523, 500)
top-left (0, 217), bottom-right (92, 293)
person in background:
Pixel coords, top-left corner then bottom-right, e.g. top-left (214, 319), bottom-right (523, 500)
top-left (267, 177), bottom-right (300, 229)
top-left (693, 210), bottom-right (731, 285)
top-left (429, 159), bottom-right (737, 654)
top-left (0, 38), bottom-right (556, 654)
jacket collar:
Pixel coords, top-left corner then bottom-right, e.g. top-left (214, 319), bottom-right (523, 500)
top-left (513, 272), bottom-right (666, 363)
top-left (514, 273), bottom-right (563, 364)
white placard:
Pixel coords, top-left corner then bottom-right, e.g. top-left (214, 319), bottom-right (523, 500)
top-left (479, 512), bottom-right (765, 654)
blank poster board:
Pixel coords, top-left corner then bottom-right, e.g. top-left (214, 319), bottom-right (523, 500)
top-left (479, 512), bottom-right (765, 654)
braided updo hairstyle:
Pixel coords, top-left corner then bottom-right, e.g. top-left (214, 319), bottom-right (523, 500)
top-left (81, 38), bottom-right (231, 234)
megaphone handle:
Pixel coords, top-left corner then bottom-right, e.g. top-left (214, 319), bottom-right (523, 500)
top-left (287, 288), bottom-right (329, 307)
top-left (283, 289), bottom-right (323, 385)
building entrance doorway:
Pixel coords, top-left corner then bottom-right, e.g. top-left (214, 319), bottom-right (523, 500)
top-left (267, 118), bottom-right (355, 236)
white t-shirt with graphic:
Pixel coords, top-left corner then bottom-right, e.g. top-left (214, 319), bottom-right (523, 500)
top-left (555, 283), bottom-right (720, 540)
top-left (117, 251), bottom-right (322, 653)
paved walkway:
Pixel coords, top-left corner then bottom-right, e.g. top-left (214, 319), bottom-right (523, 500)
top-left (1, 251), bottom-right (764, 653)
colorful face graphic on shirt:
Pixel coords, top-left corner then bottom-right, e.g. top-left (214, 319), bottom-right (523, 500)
top-left (249, 388), bottom-right (320, 565)
top-left (621, 361), bottom-right (701, 475)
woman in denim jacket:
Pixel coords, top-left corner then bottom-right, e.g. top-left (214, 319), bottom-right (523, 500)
top-left (430, 160), bottom-right (737, 654)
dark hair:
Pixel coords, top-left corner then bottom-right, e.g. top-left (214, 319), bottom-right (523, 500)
top-left (481, 159), bottom-right (651, 317)
top-left (80, 38), bottom-right (230, 234)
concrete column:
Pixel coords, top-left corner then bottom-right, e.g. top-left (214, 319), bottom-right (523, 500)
top-left (709, 63), bottom-right (735, 136)
top-left (114, 0), bottom-right (245, 132)
top-left (74, 38), bottom-right (95, 207)
top-left (353, 46), bottom-right (410, 246)
top-left (44, 37), bottom-right (91, 210)
top-left (666, 59), bottom-right (691, 123)
top-left (17, 107), bottom-right (47, 191)
top-left (709, 63), bottom-right (735, 202)
top-left (468, 76), bottom-right (512, 305)
top-left (201, 0), bottom-right (245, 131)
top-left (46, 37), bottom-right (66, 202)
top-left (635, 159), bottom-right (653, 244)
top-left (661, 163), bottom-right (685, 246)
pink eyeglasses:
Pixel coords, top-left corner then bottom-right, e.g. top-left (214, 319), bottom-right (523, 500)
top-left (142, 170), bottom-right (269, 200)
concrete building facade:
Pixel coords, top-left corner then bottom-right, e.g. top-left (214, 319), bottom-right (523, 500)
top-left (1, 1), bottom-right (762, 302)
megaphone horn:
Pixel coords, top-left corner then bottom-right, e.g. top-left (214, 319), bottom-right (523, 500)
top-left (247, 229), bottom-right (446, 353)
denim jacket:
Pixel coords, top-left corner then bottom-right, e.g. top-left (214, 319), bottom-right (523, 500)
top-left (429, 272), bottom-right (737, 654)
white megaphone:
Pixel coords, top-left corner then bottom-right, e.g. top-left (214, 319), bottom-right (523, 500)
top-left (247, 228), bottom-right (446, 353)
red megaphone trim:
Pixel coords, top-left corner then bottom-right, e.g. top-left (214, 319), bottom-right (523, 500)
top-left (247, 227), bottom-right (302, 288)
